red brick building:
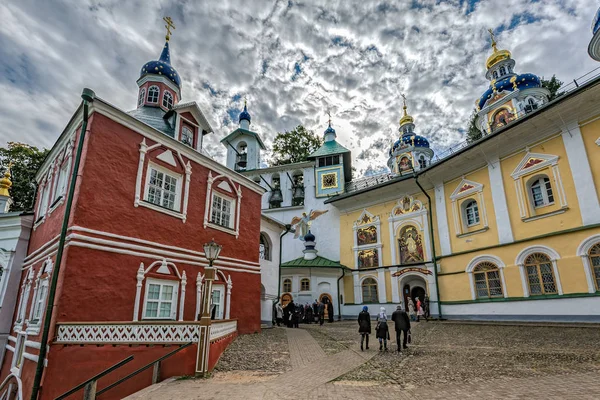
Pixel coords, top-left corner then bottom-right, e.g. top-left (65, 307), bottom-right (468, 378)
top-left (0, 31), bottom-right (264, 399)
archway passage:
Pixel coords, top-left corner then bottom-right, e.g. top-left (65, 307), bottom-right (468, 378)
top-left (281, 293), bottom-right (293, 307)
top-left (399, 275), bottom-right (428, 312)
top-left (319, 293), bottom-right (333, 320)
top-left (411, 286), bottom-right (426, 305)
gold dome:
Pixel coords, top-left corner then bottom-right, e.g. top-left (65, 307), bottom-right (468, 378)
top-left (399, 96), bottom-right (414, 127)
top-left (485, 28), bottom-right (511, 70)
top-left (0, 164), bottom-right (12, 198)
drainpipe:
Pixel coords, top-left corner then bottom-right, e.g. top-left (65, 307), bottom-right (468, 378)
top-left (31, 88), bottom-right (95, 400)
top-left (413, 172), bottom-right (443, 319)
top-left (274, 224), bottom-right (293, 306)
top-left (336, 267), bottom-right (345, 320)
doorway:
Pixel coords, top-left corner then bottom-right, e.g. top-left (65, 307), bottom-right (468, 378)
top-left (212, 284), bottom-right (225, 320)
top-left (281, 293), bottom-right (293, 307)
top-left (400, 275), bottom-right (427, 311)
top-left (319, 293), bottom-right (332, 320)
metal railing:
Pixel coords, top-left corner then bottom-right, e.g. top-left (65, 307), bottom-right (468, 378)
top-left (0, 373), bottom-right (23, 400)
top-left (54, 342), bottom-right (192, 400)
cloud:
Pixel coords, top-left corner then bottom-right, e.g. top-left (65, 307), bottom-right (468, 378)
top-left (1, 0), bottom-right (598, 175)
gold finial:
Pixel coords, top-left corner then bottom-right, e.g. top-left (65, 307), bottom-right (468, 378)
top-left (0, 162), bottom-right (13, 198)
top-left (401, 93), bottom-right (408, 116)
top-left (410, 135), bottom-right (415, 147)
top-left (399, 93), bottom-right (414, 127)
top-left (488, 28), bottom-right (498, 52)
top-left (163, 16), bottom-right (175, 41)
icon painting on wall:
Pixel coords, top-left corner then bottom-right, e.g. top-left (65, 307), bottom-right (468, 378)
top-left (358, 248), bottom-right (379, 268)
top-left (398, 225), bottom-right (424, 264)
top-left (357, 225), bottom-right (378, 246)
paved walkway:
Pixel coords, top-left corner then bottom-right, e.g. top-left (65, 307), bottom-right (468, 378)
top-left (126, 327), bottom-right (600, 399)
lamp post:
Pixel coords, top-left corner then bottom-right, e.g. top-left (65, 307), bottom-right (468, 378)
top-left (196, 239), bottom-right (222, 376)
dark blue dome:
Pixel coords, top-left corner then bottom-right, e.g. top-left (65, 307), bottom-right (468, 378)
top-left (304, 231), bottom-right (316, 242)
top-left (389, 134), bottom-right (430, 156)
top-left (140, 42), bottom-right (181, 88)
top-left (593, 7), bottom-right (600, 34)
top-left (239, 103), bottom-right (251, 123)
top-left (324, 124), bottom-right (336, 135)
top-left (477, 73), bottom-right (542, 110)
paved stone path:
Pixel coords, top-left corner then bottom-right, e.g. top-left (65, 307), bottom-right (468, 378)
top-left (286, 328), bottom-right (326, 369)
top-left (126, 327), bottom-right (600, 399)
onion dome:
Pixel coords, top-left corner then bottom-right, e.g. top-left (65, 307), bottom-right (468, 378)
top-left (323, 114), bottom-right (337, 142)
top-left (139, 41), bottom-right (181, 88)
top-left (324, 123), bottom-right (336, 135)
top-left (486, 41), bottom-right (512, 70)
top-left (304, 231), bottom-right (316, 242)
top-left (0, 166), bottom-right (12, 197)
top-left (239, 100), bottom-right (251, 124)
top-left (477, 73), bottom-right (542, 110)
top-left (389, 135), bottom-right (430, 156)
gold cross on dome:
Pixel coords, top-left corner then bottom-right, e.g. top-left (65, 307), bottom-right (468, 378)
top-left (401, 93), bottom-right (407, 115)
top-left (163, 17), bottom-right (175, 41)
top-left (488, 28), bottom-right (497, 51)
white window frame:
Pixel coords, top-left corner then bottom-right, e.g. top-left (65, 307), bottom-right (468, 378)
top-left (14, 270), bottom-right (33, 331)
top-left (162, 91), bottom-right (174, 109)
top-left (37, 183), bottom-right (50, 220)
top-left (282, 278), bottom-right (292, 293)
top-left (211, 284), bottom-right (225, 320)
top-left (138, 88), bottom-right (146, 106)
top-left (528, 176), bottom-right (554, 209)
top-left (26, 278), bottom-right (48, 334)
top-left (300, 278), bottom-right (310, 292)
top-left (147, 85), bottom-right (160, 103)
top-left (463, 200), bottom-right (480, 227)
top-left (143, 163), bottom-right (182, 212)
top-left (142, 278), bottom-right (179, 320)
top-left (210, 192), bottom-right (235, 230)
top-left (450, 179), bottom-right (488, 236)
top-left (203, 172), bottom-right (242, 238)
top-left (181, 126), bottom-right (193, 147)
top-left (11, 333), bottom-right (26, 376)
top-left (53, 159), bottom-right (71, 203)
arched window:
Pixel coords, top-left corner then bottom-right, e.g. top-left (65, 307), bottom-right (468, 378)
top-left (492, 71), bottom-right (498, 79)
top-left (361, 278), bottom-right (378, 303)
top-left (528, 176), bottom-right (554, 208)
top-left (524, 253), bottom-right (557, 295)
top-left (473, 262), bottom-right (503, 298)
top-left (181, 126), bottom-right (193, 147)
top-left (138, 88), bottom-right (146, 106)
top-left (300, 278), bottom-right (310, 292)
top-left (418, 155), bottom-right (426, 169)
top-left (499, 66), bottom-right (506, 76)
top-left (162, 91), bottom-right (173, 109)
top-left (147, 86), bottom-right (160, 103)
top-left (463, 200), bottom-right (480, 227)
top-left (283, 279), bottom-right (292, 293)
top-left (588, 243), bottom-right (600, 291)
top-left (259, 233), bottom-right (271, 261)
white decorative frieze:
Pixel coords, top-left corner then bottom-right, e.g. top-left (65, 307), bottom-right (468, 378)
top-left (209, 320), bottom-right (237, 342)
top-left (55, 323), bottom-right (200, 344)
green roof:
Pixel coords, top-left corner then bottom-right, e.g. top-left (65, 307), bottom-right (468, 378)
top-left (220, 128), bottom-right (266, 150)
top-left (281, 256), bottom-right (349, 269)
top-left (307, 140), bottom-right (350, 159)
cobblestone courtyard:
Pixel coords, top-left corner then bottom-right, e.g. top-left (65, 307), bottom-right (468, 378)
top-left (128, 321), bottom-right (600, 399)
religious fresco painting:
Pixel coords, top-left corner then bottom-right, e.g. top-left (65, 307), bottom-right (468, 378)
top-left (357, 225), bottom-right (378, 246)
top-left (394, 196), bottom-right (422, 215)
top-left (398, 225), bottom-right (424, 264)
top-left (358, 248), bottom-right (379, 268)
top-left (397, 155), bottom-right (413, 172)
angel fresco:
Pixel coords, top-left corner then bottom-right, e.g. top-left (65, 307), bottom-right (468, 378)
top-left (357, 225), bottom-right (378, 246)
top-left (398, 225), bottom-right (424, 264)
top-left (290, 209), bottom-right (329, 240)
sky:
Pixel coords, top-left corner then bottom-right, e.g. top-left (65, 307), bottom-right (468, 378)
top-left (1, 0), bottom-right (598, 176)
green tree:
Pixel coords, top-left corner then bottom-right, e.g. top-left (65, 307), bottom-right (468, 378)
top-left (541, 75), bottom-right (564, 101)
top-left (466, 111), bottom-right (482, 143)
top-left (0, 142), bottom-right (50, 212)
top-left (271, 125), bottom-right (323, 166)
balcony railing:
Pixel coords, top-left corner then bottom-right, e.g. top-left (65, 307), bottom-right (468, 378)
top-left (55, 320), bottom-right (237, 345)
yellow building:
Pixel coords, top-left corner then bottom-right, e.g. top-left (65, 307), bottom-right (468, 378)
top-left (328, 37), bottom-right (600, 321)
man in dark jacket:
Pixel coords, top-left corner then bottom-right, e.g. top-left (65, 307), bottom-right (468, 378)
top-left (391, 305), bottom-right (411, 352)
top-left (357, 306), bottom-right (371, 351)
top-left (317, 301), bottom-right (325, 326)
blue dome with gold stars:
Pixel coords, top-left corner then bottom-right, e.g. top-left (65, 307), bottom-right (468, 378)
top-left (389, 134), bottom-right (430, 156)
top-left (239, 103), bottom-right (251, 123)
top-left (140, 42), bottom-right (181, 88)
top-left (477, 73), bottom-right (541, 110)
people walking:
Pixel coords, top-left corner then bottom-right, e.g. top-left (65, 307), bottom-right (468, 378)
top-left (416, 297), bottom-right (423, 322)
top-left (327, 300), bottom-right (334, 323)
top-left (312, 300), bottom-right (319, 324)
top-left (407, 298), bottom-right (416, 321)
top-left (275, 303), bottom-right (283, 326)
top-left (285, 300), bottom-right (295, 328)
top-left (317, 300), bottom-right (325, 326)
top-left (423, 295), bottom-right (430, 321)
top-left (305, 303), bottom-right (313, 324)
top-left (375, 307), bottom-right (390, 351)
top-left (358, 306), bottom-right (371, 351)
top-left (391, 305), bottom-right (411, 352)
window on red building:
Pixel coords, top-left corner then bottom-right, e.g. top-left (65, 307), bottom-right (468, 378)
top-left (144, 164), bottom-right (181, 211)
top-left (143, 279), bottom-right (179, 320)
top-left (210, 193), bottom-right (234, 229)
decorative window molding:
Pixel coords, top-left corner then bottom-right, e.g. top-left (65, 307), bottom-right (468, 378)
top-left (181, 126), bottom-right (193, 147)
top-left (282, 278), bottom-right (292, 293)
top-left (353, 209), bottom-right (383, 269)
top-left (209, 192), bottom-right (235, 230)
top-left (450, 178), bottom-right (488, 236)
top-left (300, 278), bottom-right (310, 292)
top-left (134, 139), bottom-right (191, 222)
top-left (194, 272), bottom-right (205, 321)
top-left (133, 260), bottom-right (187, 322)
top-left (162, 91), bottom-right (174, 109)
top-left (388, 195), bottom-right (431, 266)
top-left (465, 255), bottom-right (507, 300)
top-left (144, 162), bottom-right (182, 211)
top-left (138, 88), bottom-right (146, 106)
top-left (576, 234), bottom-right (600, 293)
top-left (147, 85), bottom-right (160, 103)
top-left (142, 278), bottom-right (179, 320)
top-left (27, 258), bottom-right (53, 335)
top-left (259, 232), bottom-right (272, 261)
top-left (360, 276), bottom-right (379, 304)
top-left (511, 152), bottom-right (566, 219)
top-left (204, 171), bottom-right (242, 238)
top-left (515, 245), bottom-right (562, 297)
top-left (11, 333), bottom-right (26, 377)
top-left (14, 269), bottom-right (34, 332)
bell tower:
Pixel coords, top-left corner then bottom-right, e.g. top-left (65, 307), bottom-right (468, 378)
top-left (221, 100), bottom-right (266, 172)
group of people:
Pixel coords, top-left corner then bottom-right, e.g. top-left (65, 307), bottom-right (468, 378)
top-left (275, 298), bottom-right (334, 328)
top-left (358, 301), bottom-right (423, 352)
top-left (406, 296), bottom-right (429, 322)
